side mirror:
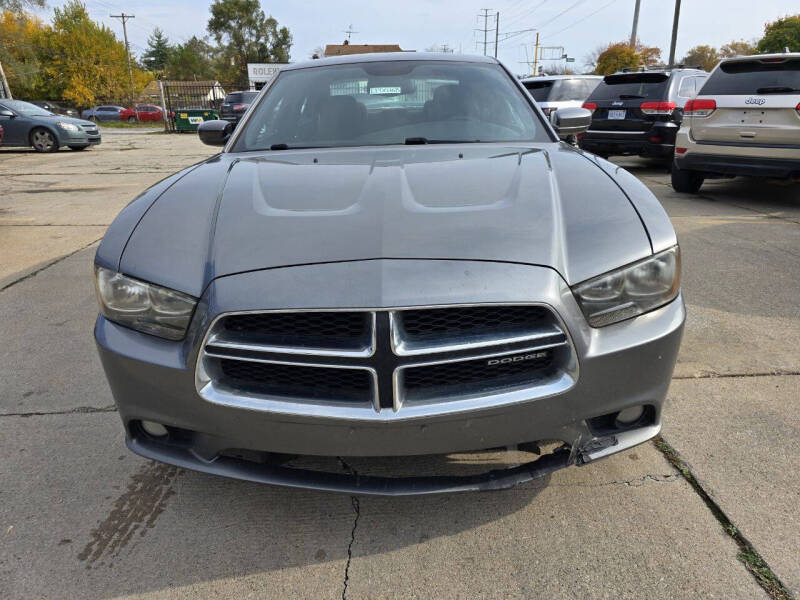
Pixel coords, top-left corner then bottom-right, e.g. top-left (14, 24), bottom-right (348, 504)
top-left (550, 107), bottom-right (592, 138)
top-left (198, 119), bottom-right (233, 146)
top-left (0, 109), bottom-right (15, 118)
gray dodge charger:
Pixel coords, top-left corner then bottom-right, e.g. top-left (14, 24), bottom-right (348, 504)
top-left (94, 54), bottom-right (684, 494)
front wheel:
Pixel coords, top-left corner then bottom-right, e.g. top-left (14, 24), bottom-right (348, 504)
top-left (671, 163), bottom-right (704, 193)
top-left (30, 128), bottom-right (58, 153)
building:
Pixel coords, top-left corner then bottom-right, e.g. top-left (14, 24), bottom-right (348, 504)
top-left (323, 43), bottom-right (410, 57)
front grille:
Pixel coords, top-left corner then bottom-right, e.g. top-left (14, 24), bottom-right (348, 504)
top-left (198, 305), bottom-right (574, 415)
top-left (403, 349), bottom-right (555, 401)
top-left (400, 306), bottom-right (549, 340)
top-left (216, 359), bottom-right (373, 404)
top-left (216, 311), bottom-right (372, 354)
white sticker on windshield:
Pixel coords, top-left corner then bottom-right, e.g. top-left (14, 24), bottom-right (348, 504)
top-left (369, 86), bottom-right (401, 95)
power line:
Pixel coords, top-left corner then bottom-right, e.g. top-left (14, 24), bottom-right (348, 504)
top-left (503, 0), bottom-right (549, 30)
top-left (540, 0), bottom-right (621, 40)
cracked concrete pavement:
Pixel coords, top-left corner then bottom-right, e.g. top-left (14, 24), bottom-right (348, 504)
top-left (1, 134), bottom-right (798, 598)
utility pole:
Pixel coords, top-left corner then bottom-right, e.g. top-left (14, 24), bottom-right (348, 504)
top-left (629, 0), bottom-right (641, 47)
top-left (0, 59), bottom-right (11, 99)
top-left (494, 12), bottom-right (500, 58)
top-left (667, 0), bottom-right (682, 67)
top-left (476, 9), bottom-right (494, 56)
top-left (111, 13), bottom-right (136, 110)
top-left (533, 32), bottom-right (540, 77)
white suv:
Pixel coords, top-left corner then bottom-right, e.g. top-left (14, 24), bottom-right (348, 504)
top-left (672, 53), bottom-right (800, 193)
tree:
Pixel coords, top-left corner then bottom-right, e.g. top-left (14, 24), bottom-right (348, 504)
top-left (142, 27), bottom-right (171, 72)
top-left (757, 14), bottom-right (800, 53)
top-left (165, 36), bottom-right (216, 81)
top-left (35, 1), bottom-right (152, 106)
top-left (634, 40), bottom-right (662, 67)
top-left (682, 45), bottom-right (720, 71)
top-left (207, 0), bottom-right (292, 87)
top-left (594, 43), bottom-right (641, 75)
top-left (0, 0), bottom-right (45, 11)
top-left (720, 39), bottom-right (757, 58)
top-left (0, 10), bottom-right (43, 98)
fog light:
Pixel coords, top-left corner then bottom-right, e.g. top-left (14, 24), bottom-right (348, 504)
top-left (141, 420), bottom-right (168, 437)
top-left (615, 406), bottom-right (645, 425)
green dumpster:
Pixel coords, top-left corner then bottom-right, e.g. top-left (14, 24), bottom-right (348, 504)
top-left (173, 108), bottom-right (219, 132)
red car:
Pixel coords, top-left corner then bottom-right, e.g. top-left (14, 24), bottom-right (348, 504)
top-left (119, 104), bottom-right (164, 123)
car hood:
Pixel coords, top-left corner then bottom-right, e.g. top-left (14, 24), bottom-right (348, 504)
top-left (119, 144), bottom-right (654, 297)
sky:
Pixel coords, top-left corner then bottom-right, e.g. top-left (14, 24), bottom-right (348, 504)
top-left (33, 0), bottom-right (799, 76)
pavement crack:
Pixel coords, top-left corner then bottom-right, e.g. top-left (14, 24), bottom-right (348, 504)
top-left (673, 370), bottom-right (800, 381)
top-left (341, 495), bottom-right (360, 600)
top-left (653, 435), bottom-right (794, 600)
top-left (0, 405), bottom-right (117, 418)
top-left (0, 237), bottom-right (102, 293)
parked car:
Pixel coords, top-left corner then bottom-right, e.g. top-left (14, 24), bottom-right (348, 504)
top-left (220, 90), bottom-right (259, 125)
top-left (28, 100), bottom-right (79, 118)
top-left (0, 99), bottom-right (101, 152)
top-left (579, 67), bottom-right (708, 160)
top-left (94, 53), bottom-right (683, 495)
top-left (672, 53), bottom-right (800, 193)
top-left (81, 105), bottom-right (126, 121)
top-left (0, 123), bottom-right (4, 146)
top-left (522, 75), bottom-right (602, 116)
top-left (119, 104), bottom-right (165, 123)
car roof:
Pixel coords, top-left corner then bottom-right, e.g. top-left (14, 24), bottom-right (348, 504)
top-left (719, 52), bottom-right (800, 65)
top-left (283, 52), bottom-right (498, 72)
top-left (608, 67), bottom-right (706, 77)
top-left (521, 75), bottom-right (602, 82)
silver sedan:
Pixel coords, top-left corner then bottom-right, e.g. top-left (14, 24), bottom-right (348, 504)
top-left (94, 54), bottom-right (684, 494)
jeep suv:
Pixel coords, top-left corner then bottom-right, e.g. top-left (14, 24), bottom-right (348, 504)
top-left (672, 53), bottom-right (800, 193)
top-left (220, 91), bottom-right (259, 125)
top-left (579, 67), bottom-right (707, 160)
top-left (522, 75), bottom-right (602, 116)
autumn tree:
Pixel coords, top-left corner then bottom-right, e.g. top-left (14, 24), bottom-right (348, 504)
top-left (682, 45), bottom-right (720, 71)
top-left (35, 1), bottom-right (151, 106)
top-left (207, 0), bottom-right (292, 87)
top-left (594, 43), bottom-right (641, 75)
top-left (720, 39), bottom-right (757, 58)
top-left (634, 41), bottom-right (662, 67)
top-left (757, 14), bottom-right (800, 53)
top-left (0, 0), bottom-right (45, 10)
top-left (0, 10), bottom-right (44, 98)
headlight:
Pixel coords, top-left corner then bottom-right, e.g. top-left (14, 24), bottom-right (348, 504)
top-left (94, 267), bottom-right (197, 340)
top-left (56, 122), bottom-right (80, 132)
top-left (572, 246), bottom-right (680, 327)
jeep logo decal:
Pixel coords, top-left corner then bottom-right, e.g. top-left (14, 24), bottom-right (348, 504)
top-left (744, 97), bottom-right (766, 105)
top-left (487, 351), bottom-right (548, 366)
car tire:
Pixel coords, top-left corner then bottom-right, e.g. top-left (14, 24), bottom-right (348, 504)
top-left (69, 145), bottom-right (88, 151)
top-left (671, 163), bottom-right (704, 194)
top-left (30, 128), bottom-right (59, 153)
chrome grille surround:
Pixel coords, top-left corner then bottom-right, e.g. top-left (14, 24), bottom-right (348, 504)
top-left (196, 304), bottom-right (578, 421)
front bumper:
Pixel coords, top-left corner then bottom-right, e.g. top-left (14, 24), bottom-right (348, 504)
top-left (96, 260), bottom-right (684, 493)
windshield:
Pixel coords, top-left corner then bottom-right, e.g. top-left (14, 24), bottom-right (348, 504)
top-left (523, 80), bottom-right (554, 102)
top-left (589, 73), bottom-right (669, 101)
top-left (0, 99), bottom-right (53, 116)
top-left (549, 78), bottom-right (601, 101)
top-left (701, 59), bottom-right (800, 95)
top-left (233, 60), bottom-right (545, 151)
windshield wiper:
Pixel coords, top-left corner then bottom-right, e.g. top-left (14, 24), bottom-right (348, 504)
top-left (404, 137), bottom-right (480, 145)
top-left (269, 143), bottom-right (328, 150)
top-left (755, 86), bottom-right (800, 94)
top-left (618, 94), bottom-right (645, 99)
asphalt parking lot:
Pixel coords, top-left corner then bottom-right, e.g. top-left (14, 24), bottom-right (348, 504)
top-left (1, 131), bottom-right (798, 599)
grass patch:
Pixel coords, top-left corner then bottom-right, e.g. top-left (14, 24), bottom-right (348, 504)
top-left (97, 121), bottom-right (165, 129)
top-left (653, 436), bottom-right (793, 600)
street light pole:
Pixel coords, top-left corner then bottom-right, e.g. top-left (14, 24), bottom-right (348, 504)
top-left (668, 0), bottom-right (682, 67)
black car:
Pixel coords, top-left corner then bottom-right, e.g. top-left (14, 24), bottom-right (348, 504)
top-left (29, 100), bottom-right (79, 118)
top-left (579, 67), bottom-right (707, 160)
top-left (220, 90), bottom-right (259, 125)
